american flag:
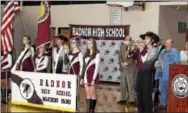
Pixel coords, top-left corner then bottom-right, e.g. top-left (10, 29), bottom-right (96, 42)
top-left (1, 1), bottom-right (20, 55)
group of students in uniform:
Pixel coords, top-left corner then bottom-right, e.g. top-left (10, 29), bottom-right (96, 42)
top-left (1, 35), bottom-right (100, 113)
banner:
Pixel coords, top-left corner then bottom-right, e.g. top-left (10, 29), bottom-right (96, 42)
top-left (70, 24), bottom-right (130, 83)
top-left (36, 1), bottom-right (51, 48)
top-left (11, 70), bottom-right (77, 112)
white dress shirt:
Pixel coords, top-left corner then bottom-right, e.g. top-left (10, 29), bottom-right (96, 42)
top-left (180, 50), bottom-right (188, 62)
top-left (53, 46), bottom-right (63, 73)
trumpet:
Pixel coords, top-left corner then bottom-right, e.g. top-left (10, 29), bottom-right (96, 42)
top-left (125, 41), bottom-right (136, 55)
top-left (132, 39), bottom-right (145, 50)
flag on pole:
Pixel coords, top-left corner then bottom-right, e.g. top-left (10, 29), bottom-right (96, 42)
top-left (1, 1), bottom-right (20, 55)
top-left (36, 1), bottom-right (51, 48)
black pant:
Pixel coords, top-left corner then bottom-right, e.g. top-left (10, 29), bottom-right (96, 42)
top-left (153, 69), bottom-right (160, 105)
top-left (136, 69), bottom-right (153, 113)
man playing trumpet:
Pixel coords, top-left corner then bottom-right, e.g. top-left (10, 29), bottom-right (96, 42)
top-left (117, 35), bottom-right (137, 105)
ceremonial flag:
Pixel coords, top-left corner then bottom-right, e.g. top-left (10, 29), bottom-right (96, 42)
top-left (1, 1), bottom-right (20, 55)
top-left (36, 1), bottom-right (51, 48)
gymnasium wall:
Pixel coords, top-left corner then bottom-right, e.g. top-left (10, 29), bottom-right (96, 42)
top-left (159, 6), bottom-right (187, 50)
top-left (11, 2), bottom-right (187, 58)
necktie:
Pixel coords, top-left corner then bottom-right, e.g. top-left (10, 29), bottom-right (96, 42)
top-left (56, 47), bottom-right (60, 53)
top-left (37, 57), bottom-right (41, 59)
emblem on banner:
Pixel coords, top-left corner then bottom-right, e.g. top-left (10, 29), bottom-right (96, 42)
top-left (100, 41), bottom-right (106, 47)
top-left (112, 67), bottom-right (118, 73)
top-left (100, 57), bottom-right (104, 64)
top-left (172, 74), bottom-right (188, 98)
top-left (39, 1), bottom-right (49, 23)
top-left (110, 41), bottom-right (116, 47)
top-left (20, 78), bottom-right (35, 100)
top-left (108, 58), bottom-right (114, 64)
top-left (114, 50), bottom-right (119, 56)
top-left (104, 50), bottom-right (110, 55)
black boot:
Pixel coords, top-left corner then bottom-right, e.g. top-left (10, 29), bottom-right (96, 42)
top-left (90, 99), bottom-right (97, 113)
top-left (86, 99), bottom-right (92, 113)
top-left (1, 89), bottom-right (7, 104)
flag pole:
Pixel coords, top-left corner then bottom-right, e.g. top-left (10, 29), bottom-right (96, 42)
top-left (19, 0), bottom-right (27, 36)
top-left (186, 1), bottom-right (188, 65)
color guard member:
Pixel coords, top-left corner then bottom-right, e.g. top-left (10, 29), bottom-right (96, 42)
top-left (14, 36), bottom-right (35, 71)
top-left (68, 37), bottom-right (84, 76)
top-left (35, 44), bottom-right (49, 73)
top-left (81, 39), bottom-right (100, 113)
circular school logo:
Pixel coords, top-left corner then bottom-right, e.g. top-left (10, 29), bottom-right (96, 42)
top-left (20, 78), bottom-right (35, 100)
top-left (39, 1), bottom-right (49, 23)
top-left (172, 74), bottom-right (188, 98)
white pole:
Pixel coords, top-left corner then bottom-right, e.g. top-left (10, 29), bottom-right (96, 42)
top-left (20, 0), bottom-right (23, 11)
top-left (19, 14), bottom-right (27, 36)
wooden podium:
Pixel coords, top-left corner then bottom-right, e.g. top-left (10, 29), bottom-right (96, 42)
top-left (167, 64), bottom-right (188, 112)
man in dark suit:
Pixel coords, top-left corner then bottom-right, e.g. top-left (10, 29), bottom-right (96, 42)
top-left (157, 39), bottom-right (166, 58)
top-left (52, 35), bottom-right (70, 74)
top-left (153, 39), bottom-right (166, 105)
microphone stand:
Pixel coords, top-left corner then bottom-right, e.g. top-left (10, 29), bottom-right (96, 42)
top-left (68, 60), bottom-right (80, 112)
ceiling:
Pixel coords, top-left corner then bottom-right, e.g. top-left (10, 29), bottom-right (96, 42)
top-left (1, 1), bottom-right (106, 6)
top-left (1, 1), bottom-right (164, 6)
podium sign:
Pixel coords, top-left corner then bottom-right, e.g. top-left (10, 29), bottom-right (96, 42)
top-left (168, 64), bottom-right (188, 112)
top-left (11, 70), bottom-right (77, 112)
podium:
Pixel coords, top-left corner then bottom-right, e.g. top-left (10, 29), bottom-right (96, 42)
top-left (167, 64), bottom-right (188, 112)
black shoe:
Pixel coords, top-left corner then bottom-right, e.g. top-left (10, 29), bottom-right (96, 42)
top-left (86, 99), bottom-right (92, 113)
top-left (117, 100), bottom-right (126, 105)
top-left (159, 105), bottom-right (166, 109)
top-left (156, 105), bottom-right (167, 112)
top-left (90, 99), bottom-right (97, 113)
top-left (154, 90), bottom-right (160, 105)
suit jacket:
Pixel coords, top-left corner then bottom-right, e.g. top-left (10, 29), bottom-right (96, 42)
top-left (118, 44), bottom-right (135, 71)
top-left (137, 46), bottom-right (158, 84)
top-left (157, 45), bottom-right (165, 59)
top-left (154, 45), bottom-right (165, 80)
top-left (140, 46), bottom-right (158, 71)
top-left (53, 46), bottom-right (70, 74)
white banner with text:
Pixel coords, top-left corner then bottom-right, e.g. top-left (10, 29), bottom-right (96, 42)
top-left (11, 70), bottom-right (77, 112)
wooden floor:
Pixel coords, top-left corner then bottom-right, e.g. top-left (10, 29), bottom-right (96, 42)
top-left (2, 103), bottom-right (137, 112)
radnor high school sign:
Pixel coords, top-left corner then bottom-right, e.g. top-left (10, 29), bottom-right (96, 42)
top-left (70, 24), bottom-right (130, 40)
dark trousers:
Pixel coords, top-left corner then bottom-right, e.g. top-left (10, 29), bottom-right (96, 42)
top-left (153, 70), bottom-right (160, 105)
top-left (154, 79), bottom-right (160, 104)
top-left (136, 70), bottom-right (153, 113)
